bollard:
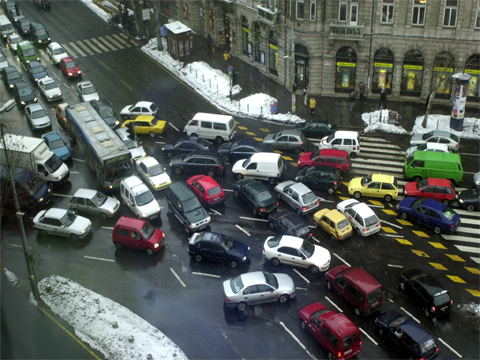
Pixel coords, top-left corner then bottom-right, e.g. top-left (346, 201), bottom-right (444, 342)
top-left (437, 120), bottom-right (439, 130)
top-left (247, 104), bottom-right (249, 112)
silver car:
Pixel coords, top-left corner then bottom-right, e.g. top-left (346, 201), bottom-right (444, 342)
top-left (69, 188), bottom-right (121, 220)
top-left (135, 156), bottom-right (171, 191)
top-left (7, 33), bottom-right (22, 53)
top-left (38, 77), bottom-right (62, 102)
top-left (77, 81), bottom-right (99, 102)
top-left (33, 208), bottom-right (92, 240)
top-left (25, 103), bottom-right (51, 130)
top-left (223, 271), bottom-right (296, 311)
top-left (409, 130), bottom-right (460, 152)
top-left (46, 42), bottom-right (68, 64)
top-left (263, 130), bottom-right (307, 154)
top-left (275, 180), bottom-right (319, 215)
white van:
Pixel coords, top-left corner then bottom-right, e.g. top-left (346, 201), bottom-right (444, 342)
top-left (184, 113), bottom-right (236, 144)
top-left (319, 131), bottom-right (360, 158)
top-left (120, 176), bottom-right (161, 220)
top-left (0, 16), bottom-right (15, 39)
top-left (232, 152), bottom-right (283, 185)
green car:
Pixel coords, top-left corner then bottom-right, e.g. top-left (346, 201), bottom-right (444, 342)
top-left (294, 120), bottom-right (337, 138)
top-left (294, 165), bottom-right (341, 195)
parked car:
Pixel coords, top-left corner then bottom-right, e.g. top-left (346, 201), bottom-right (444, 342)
top-left (25, 102), bottom-right (51, 130)
top-left (0, 52), bottom-right (8, 70)
top-left (375, 310), bottom-right (439, 359)
top-left (294, 121), bottom-right (337, 138)
top-left (223, 271), bottom-right (296, 311)
top-left (55, 102), bottom-right (68, 130)
top-left (116, 127), bottom-right (145, 160)
top-left (113, 216), bottom-right (165, 255)
top-left (299, 302), bottom-right (362, 360)
top-left (295, 165), bottom-right (341, 194)
top-left (162, 136), bottom-right (213, 159)
top-left (26, 60), bottom-right (48, 83)
top-left (405, 142), bottom-right (450, 157)
top-left (186, 175), bottom-right (224, 207)
top-left (2, 66), bottom-right (24, 90)
top-left (170, 150), bottom-right (227, 177)
top-left (263, 235), bottom-right (330, 273)
top-left (120, 101), bottom-right (158, 120)
top-left (121, 115), bottom-right (166, 138)
top-left (37, 77), bottom-right (62, 102)
top-left (233, 178), bottom-right (279, 216)
top-left (263, 129), bottom-right (307, 154)
top-left (218, 139), bottom-right (273, 163)
top-left (313, 208), bottom-right (353, 241)
top-left (7, 33), bottom-right (22, 53)
top-left (336, 199), bottom-right (382, 237)
top-left (457, 187), bottom-right (480, 212)
top-left (33, 208), bottom-right (91, 240)
top-left (268, 209), bottom-right (312, 239)
top-left (91, 99), bottom-right (119, 128)
top-left (59, 56), bottom-right (82, 78)
top-left (348, 174), bottom-right (398, 202)
top-left (119, 176), bottom-right (161, 221)
top-left (396, 197), bottom-right (460, 234)
top-left (404, 178), bottom-right (455, 205)
top-left (15, 18), bottom-right (31, 36)
top-left (13, 82), bottom-right (37, 108)
top-left (188, 231), bottom-right (250, 268)
top-left (41, 132), bottom-right (71, 161)
top-left (275, 180), bottom-right (319, 215)
top-left (409, 130), bottom-right (460, 152)
top-left (46, 42), bottom-right (68, 64)
top-left (30, 21), bottom-right (50, 44)
top-left (76, 81), bottom-right (99, 102)
top-left (297, 149), bottom-right (351, 174)
top-left (399, 269), bottom-right (453, 318)
top-left (135, 156), bottom-right (171, 191)
top-left (69, 188), bottom-right (120, 220)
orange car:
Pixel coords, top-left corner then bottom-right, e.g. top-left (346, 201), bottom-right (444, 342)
top-left (55, 102), bottom-right (68, 130)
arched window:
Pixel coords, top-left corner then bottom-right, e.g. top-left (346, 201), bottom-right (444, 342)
top-left (254, 23), bottom-right (261, 62)
top-left (401, 50), bottom-right (424, 96)
top-left (335, 47), bottom-right (357, 93)
top-left (373, 48), bottom-right (394, 94)
top-left (465, 54), bottom-right (480, 99)
top-left (432, 51), bottom-right (455, 98)
top-left (295, 44), bottom-right (309, 89)
top-left (269, 31), bottom-right (279, 75)
top-left (242, 17), bottom-right (249, 56)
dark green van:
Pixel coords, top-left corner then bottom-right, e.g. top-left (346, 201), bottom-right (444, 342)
top-left (404, 151), bottom-right (463, 184)
top-left (17, 41), bottom-right (40, 66)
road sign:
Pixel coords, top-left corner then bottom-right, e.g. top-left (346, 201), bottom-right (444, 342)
top-left (227, 65), bottom-right (233, 73)
top-left (142, 8), bottom-right (150, 21)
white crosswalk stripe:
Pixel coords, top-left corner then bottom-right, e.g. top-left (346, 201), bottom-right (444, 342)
top-left (91, 38), bottom-right (109, 52)
top-left (83, 39), bottom-right (102, 54)
top-left (76, 40), bottom-right (95, 56)
top-left (98, 36), bottom-right (119, 51)
top-left (58, 33), bottom-right (139, 59)
top-left (68, 42), bottom-right (86, 57)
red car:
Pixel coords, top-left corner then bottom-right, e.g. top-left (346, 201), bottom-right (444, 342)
top-left (297, 149), bottom-right (351, 174)
top-left (112, 217), bottom-right (165, 255)
top-left (187, 175), bottom-right (224, 207)
top-left (60, 57), bottom-right (82, 78)
top-left (404, 178), bottom-right (455, 205)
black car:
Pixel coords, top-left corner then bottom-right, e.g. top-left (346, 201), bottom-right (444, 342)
top-left (294, 121), bottom-right (337, 138)
top-left (13, 82), bottom-right (37, 108)
top-left (233, 178), bottom-right (279, 216)
top-left (375, 310), bottom-right (439, 359)
top-left (295, 165), bottom-right (341, 194)
top-left (399, 269), bottom-right (453, 318)
top-left (188, 231), bottom-right (251, 268)
top-left (458, 187), bottom-right (479, 212)
top-left (162, 136), bottom-right (213, 159)
top-left (3, 1), bottom-right (16, 18)
top-left (268, 209), bottom-right (312, 239)
top-left (2, 66), bottom-right (24, 91)
top-left (218, 139), bottom-right (273, 163)
top-left (91, 99), bottom-right (119, 128)
top-left (16, 18), bottom-right (31, 36)
top-left (33, 0), bottom-right (51, 11)
top-left (7, 7), bottom-right (23, 26)
top-left (170, 150), bottom-right (227, 177)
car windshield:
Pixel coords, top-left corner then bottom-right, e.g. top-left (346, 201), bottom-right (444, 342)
top-left (208, 186), bottom-right (222, 196)
top-left (230, 276), bottom-right (244, 294)
top-left (361, 175), bottom-right (372, 186)
top-left (442, 207), bottom-right (456, 220)
top-left (450, 133), bottom-right (459, 142)
top-left (147, 164), bottom-right (163, 177)
top-left (433, 292), bottom-right (451, 306)
top-left (264, 272), bottom-right (279, 289)
top-left (65, 61), bottom-right (77, 69)
top-left (24, 49), bottom-right (36, 56)
top-left (183, 197), bottom-right (202, 212)
top-left (417, 179), bottom-right (429, 189)
top-left (365, 215), bottom-right (379, 227)
top-left (135, 190), bottom-right (154, 207)
top-left (272, 131), bottom-right (283, 140)
top-left (7, 71), bottom-right (20, 80)
top-left (310, 151), bottom-right (320, 160)
top-left (44, 81), bottom-right (57, 90)
top-left (421, 338), bottom-right (436, 355)
top-left (0, 54), bottom-right (5, 62)
top-left (302, 192), bottom-right (317, 204)
top-left (412, 198), bottom-right (427, 208)
top-left (422, 131), bottom-right (434, 140)
top-left (48, 139), bottom-right (65, 150)
top-left (26, 175), bottom-right (44, 195)
top-left (140, 222), bottom-right (155, 240)
top-left (32, 109), bottom-right (47, 119)
top-left (82, 85), bottom-right (96, 94)
top-left (326, 133), bottom-right (335, 142)
top-left (255, 191), bottom-right (272, 202)
top-left (267, 235), bottom-right (281, 248)
top-left (151, 118), bottom-right (158, 126)
top-left (19, 87), bottom-right (33, 96)
top-left (37, 29), bottom-right (46, 36)
top-left (60, 211), bottom-right (76, 227)
top-left (221, 235), bottom-right (234, 251)
top-left (53, 48), bottom-right (65, 55)
top-left (337, 219), bottom-right (350, 230)
top-left (389, 316), bottom-right (409, 328)
top-left (31, 66), bottom-right (45, 74)
top-left (417, 144), bottom-right (427, 151)
top-left (300, 239), bottom-right (315, 258)
top-left (367, 288), bottom-right (383, 304)
top-left (44, 154), bottom-right (62, 173)
top-left (100, 108), bottom-right (115, 118)
top-left (150, 103), bottom-right (158, 112)
top-left (92, 192), bottom-right (107, 206)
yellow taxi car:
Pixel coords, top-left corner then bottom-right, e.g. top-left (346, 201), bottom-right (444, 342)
top-left (121, 115), bottom-right (166, 138)
top-left (348, 174), bottom-right (398, 202)
top-left (313, 209), bottom-right (352, 241)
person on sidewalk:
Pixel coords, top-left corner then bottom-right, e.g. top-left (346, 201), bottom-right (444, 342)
top-left (223, 51), bottom-right (231, 68)
top-left (359, 82), bottom-right (366, 100)
top-left (309, 97), bottom-right (317, 116)
top-left (379, 84), bottom-right (387, 109)
top-left (302, 86), bottom-right (308, 106)
top-left (349, 90), bottom-right (358, 111)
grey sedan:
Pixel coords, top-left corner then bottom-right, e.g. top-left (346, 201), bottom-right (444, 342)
top-left (409, 130), bottom-right (460, 152)
top-left (263, 130), bottom-right (307, 154)
top-left (25, 103), bottom-right (51, 130)
top-left (68, 188), bottom-right (121, 220)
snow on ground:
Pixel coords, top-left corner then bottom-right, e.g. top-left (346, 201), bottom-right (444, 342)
top-left (38, 275), bottom-right (187, 360)
top-left (4, 268), bottom-right (18, 286)
top-left (361, 109), bottom-right (409, 135)
top-left (412, 114), bottom-right (480, 139)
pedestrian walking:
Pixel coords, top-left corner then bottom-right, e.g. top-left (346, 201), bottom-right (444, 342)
top-left (302, 86), bottom-right (308, 107)
top-left (379, 84), bottom-right (387, 109)
top-left (309, 97), bottom-right (317, 116)
top-left (349, 90), bottom-right (358, 112)
top-left (359, 82), bottom-right (366, 100)
top-left (223, 51), bottom-right (231, 67)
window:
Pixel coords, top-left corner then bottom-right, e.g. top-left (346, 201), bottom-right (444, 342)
top-left (339, 0), bottom-right (347, 21)
top-left (412, 0), bottom-right (426, 25)
top-left (213, 123), bottom-right (227, 130)
top-left (201, 121), bottom-right (212, 129)
top-left (311, 0), bottom-right (316, 20)
top-left (321, 325), bottom-right (330, 339)
top-left (443, 0), bottom-right (458, 27)
top-left (327, 157), bottom-right (337, 164)
top-left (296, 0), bottom-right (305, 20)
top-left (476, 1), bottom-right (480, 28)
top-left (381, 0), bottom-right (395, 24)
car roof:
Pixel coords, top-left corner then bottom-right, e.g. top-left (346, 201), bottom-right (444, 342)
top-left (115, 216), bottom-right (147, 230)
top-left (319, 149), bottom-right (349, 156)
top-left (134, 115), bottom-right (154, 122)
top-left (429, 130), bottom-right (454, 137)
top-left (63, 56), bottom-right (75, 62)
top-left (321, 209), bottom-right (347, 222)
top-left (283, 181), bottom-right (312, 195)
top-left (371, 174), bottom-right (395, 183)
top-left (14, 82), bottom-right (29, 89)
top-left (195, 232), bottom-right (226, 245)
top-left (350, 202), bottom-right (376, 216)
top-left (137, 156), bottom-right (158, 167)
top-left (419, 198), bottom-right (447, 211)
top-left (9, 34), bottom-right (21, 40)
top-left (38, 77), bottom-right (55, 85)
top-left (278, 235), bottom-right (304, 249)
top-left (29, 60), bottom-right (42, 67)
top-left (4, 66), bottom-right (19, 73)
top-left (190, 175), bottom-right (218, 188)
top-left (42, 132), bottom-right (61, 141)
top-left (404, 269), bottom-right (447, 296)
top-left (93, 99), bottom-right (110, 107)
top-left (310, 165), bottom-right (339, 174)
top-left (240, 271), bottom-right (267, 287)
top-left (123, 176), bottom-right (149, 193)
top-left (187, 150), bottom-right (220, 158)
top-left (49, 42), bottom-right (63, 49)
top-left (276, 129), bottom-right (302, 136)
top-left (398, 318), bottom-right (433, 343)
top-left (135, 101), bottom-right (154, 107)
top-left (26, 103), bottom-right (44, 111)
top-left (169, 182), bottom-right (195, 201)
top-left (44, 208), bottom-right (67, 219)
top-left (78, 81), bottom-right (93, 87)
top-left (249, 152), bottom-right (281, 161)
top-left (322, 312), bottom-right (359, 337)
top-left (234, 138), bottom-right (261, 147)
top-left (343, 267), bottom-right (382, 292)
top-left (423, 178), bottom-right (451, 187)
top-left (73, 188), bottom-right (99, 199)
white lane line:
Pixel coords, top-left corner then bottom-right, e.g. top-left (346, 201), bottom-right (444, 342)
top-left (333, 253), bottom-right (351, 267)
top-left (235, 224), bottom-right (251, 236)
top-left (368, 204), bottom-right (385, 208)
top-left (101, 226), bottom-right (114, 230)
top-left (470, 256), bottom-right (480, 264)
top-left (442, 236), bottom-right (480, 244)
top-left (380, 234), bottom-right (403, 238)
top-left (293, 269), bottom-right (310, 284)
top-left (105, 34), bottom-right (124, 49)
top-left (359, 327), bottom-right (378, 346)
top-left (224, 189), bottom-right (233, 192)
top-left (400, 307), bottom-right (420, 323)
top-left (210, 208), bottom-right (222, 216)
top-left (121, 80), bottom-right (132, 90)
top-left (388, 264), bottom-right (403, 268)
top-left (84, 256), bottom-right (114, 263)
top-left (75, 40), bottom-right (94, 56)
top-left (360, 142), bottom-right (401, 149)
top-left (311, 236), bottom-right (320, 243)
top-left (381, 220), bottom-right (403, 229)
top-left (168, 123), bottom-right (179, 131)
top-left (352, 163), bottom-right (404, 173)
top-left (5, 244), bottom-right (23, 248)
top-left (69, 41), bottom-right (87, 57)
top-left (192, 272), bottom-right (221, 278)
top-left (280, 322), bottom-right (317, 360)
top-left (70, 171), bottom-right (79, 174)
top-left (296, 287), bottom-right (308, 291)
top-left (454, 209), bottom-right (480, 216)
top-left (353, 158), bottom-right (404, 166)
top-left (73, 158), bottom-right (85, 162)
top-left (438, 338), bottom-right (462, 358)
top-left (98, 59), bottom-right (110, 71)
top-left (239, 216), bottom-right (269, 222)
top-left (156, 141), bottom-right (166, 145)
top-left (52, 193), bottom-right (71, 197)
top-left (454, 245), bottom-right (480, 254)
top-left (170, 268), bottom-right (186, 287)
top-left (112, 34), bottom-right (129, 47)
top-left (324, 296), bottom-right (343, 313)
top-left (61, 43), bottom-right (79, 58)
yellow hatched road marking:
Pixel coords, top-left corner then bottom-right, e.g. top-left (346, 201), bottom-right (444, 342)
top-left (466, 289), bottom-right (480, 297)
top-left (446, 254), bottom-right (465, 262)
top-left (382, 227), bottom-right (397, 234)
top-left (429, 263), bottom-right (448, 270)
top-left (397, 219), bottom-right (412, 226)
top-left (339, 196), bottom-right (350, 201)
top-left (396, 238), bottom-right (412, 245)
top-left (274, 150), bottom-right (283, 153)
top-left (429, 242), bottom-right (447, 249)
top-left (412, 230), bottom-right (429, 238)
top-left (368, 200), bottom-right (383, 206)
top-left (412, 250), bottom-right (429, 257)
top-left (254, 137), bottom-right (263, 141)
top-left (260, 128), bottom-right (271, 132)
top-left (342, 182), bottom-right (349, 186)
top-left (446, 275), bottom-right (466, 283)
top-left (246, 131), bottom-right (256, 136)
top-left (336, 190), bottom-right (342, 194)
top-left (465, 267), bottom-right (480, 275)
top-left (291, 163), bottom-right (298, 167)
top-left (238, 126), bottom-right (248, 130)
top-left (382, 209), bottom-right (397, 215)
top-left (282, 156), bottom-right (293, 161)
top-left (235, 121), bottom-right (240, 124)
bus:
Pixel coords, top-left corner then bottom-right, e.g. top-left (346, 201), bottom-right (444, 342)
top-left (65, 102), bottom-right (133, 193)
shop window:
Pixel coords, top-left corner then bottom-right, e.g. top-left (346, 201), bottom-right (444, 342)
top-left (432, 51), bottom-right (455, 98)
top-left (339, 0), bottom-right (348, 22)
top-left (401, 50), bottom-right (424, 96)
top-left (443, 0), bottom-right (458, 27)
top-left (475, 1), bottom-right (480, 29)
top-left (412, 0), bottom-right (426, 26)
top-left (311, 0), bottom-right (316, 21)
top-left (381, 0), bottom-right (395, 24)
top-left (269, 31), bottom-right (279, 76)
top-left (242, 17), bottom-right (249, 56)
top-left (254, 23), bottom-right (261, 62)
top-left (465, 54), bottom-right (480, 99)
top-left (373, 48), bottom-right (394, 93)
top-left (296, 0), bottom-right (305, 20)
top-left (335, 47), bottom-right (357, 93)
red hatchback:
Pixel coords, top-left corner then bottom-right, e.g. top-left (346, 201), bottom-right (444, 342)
top-left (187, 175), bottom-right (224, 207)
top-left (297, 149), bottom-right (351, 174)
top-left (60, 57), bottom-right (82, 78)
top-left (404, 178), bottom-right (455, 205)
top-left (112, 217), bottom-right (165, 255)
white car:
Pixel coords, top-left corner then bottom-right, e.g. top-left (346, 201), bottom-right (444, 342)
top-left (135, 156), bottom-right (172, 191)
top-left (405, 142), bottom-right (450, 157)
top-left (275, 180), bottom-right (319, 216)
top-left (120, 101), bottom-right (158, 120)
top-left (77, 81), bottom-right (99, 102)
top-left (46, 42), bottom-right (68, 64)
top-left (69, 188), bottom-right (121, 220)
top-left (0, 52), bottom-right (8, 70)
top-left (263, 235), bottom-right (331, 273)
top-left (7, 34), bottom-right (22, 53)
top-left (409, 130), bottom-right (460, 152)
top-left (33, 208), bottom-right (92, 240)
top-left (120, 176), bottom-right (161, 220)
top-left (336, 199), bottom-right (381, 237)
top-left (25, 103), bottom-right (51, 130)
top-left (38, 77), bottom-right (62, 102)
top-left (116, 127), bottom-right (145, 160)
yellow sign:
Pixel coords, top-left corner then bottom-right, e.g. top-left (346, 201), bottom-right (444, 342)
top-left (243, 27), bottom-right (250, 33)
top-left (375, 63), bottom-right (393, 67)
top-left (337, 62), bottom-right (356, 67)
top-left (434, 67), bottom-right (453, 72)
top-left (466, 69), bottom-right (480, 74)
top-left (404, 65), bottom-right (423, 70)
top-left (270, 44), bottom-right (278, 51)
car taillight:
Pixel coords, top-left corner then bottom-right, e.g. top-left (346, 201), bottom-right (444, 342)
top-left (276, 202), bottom-right (279, 206)
top-left (308, 233), bottom-right (312, 237)
top-left (259, 208), bottom-right (264, 212)
top-left (431, 306), bottom-right (435, 313)
top-left (334, 182), bottom-right (338, 186)
top-left (450, 300), bottom-right (453, 305)
top-left (301, 142), bottom-right (304, 146)
top-left (364, 228), bottom-right (367, 232)
top-left (337, 352), bottom-right (342, 358)
top-left (376, 223), bottom-right (381, 227)
top-left (450, 224), bottom-right (454, 228)
top-left (302, 206), bottom-right (306, 211)
top-left (219, 166), bottom-right (224, 170)
top-left (316, 200), bottom-right (320, 205)
top-left (225, 297), bottom-right (230, 302)
top-left (456, 144), bottom-right (459, 148)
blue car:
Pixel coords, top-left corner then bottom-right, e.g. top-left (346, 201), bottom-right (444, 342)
top-left (396, 197), bottom-right (460, 234)
top-left (26, 61), bottom-right (49, 83)
top-left (375, 310), bottom-right (439, 359)
top-left (41, 132), bottom-right (72, 161)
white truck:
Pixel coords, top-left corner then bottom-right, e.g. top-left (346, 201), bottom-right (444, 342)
top-left (0, 134), bottom-right (69, 186)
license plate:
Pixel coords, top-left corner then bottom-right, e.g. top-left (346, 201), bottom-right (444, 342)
top-left (214, 197), bottom-right (220, 200)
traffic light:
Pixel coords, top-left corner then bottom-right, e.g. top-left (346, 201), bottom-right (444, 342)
top-left (232, 71), bottom-right (240, 86)
top-left (125, 121), bottom-right (136, 140)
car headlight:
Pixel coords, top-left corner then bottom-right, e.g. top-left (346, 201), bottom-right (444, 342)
top-left (82, 229), bottom-right (86, 233)
top-left (78, 71), bottom-right (82, 74)
top-left (47, 37), bottom-right (50, 41)
top-left (115, 120), bottom-right (119, 126)
top-left (242, 256), bottom-right (247, 261)
top-left (57, 175), bottom-right (63, 180)
top-left (154, 243), bottom-right (159, 248)
top-left (9, 84), bottom-right (13, 88)
top-left (38, 40), bottom-right (42, 43)
top-left (68, 73), bottom-right (72, 76)
top-left (48, 95), bottom-right (52, 98)
top-left (141, 213), bottom-right (148, 218)
top-left (20, 101), bottom-right (25, 105)
top-left (39, 197), bottom-right (44, 203)
top-left (459, 199), bottom-right (464, 203)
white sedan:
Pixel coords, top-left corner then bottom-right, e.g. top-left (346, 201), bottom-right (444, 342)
top-left (33, 208), bottom-right (92, 240)
top-left (120, 101), bottom-right (158, 120)
top-left (409, 130), bottom-right (460, 152)
top-left (77, 81), bottom-right (99, 102)
top-left (46, 42), bottom-right (68, 64)
top-left (263, 235), bottom-right (331, 273)
top-left (38, 77), bottom-right (62, 102)
top-left (135, 156), bottom-right (171, 191)
top-left (7, 34), bottom-right (23, 53)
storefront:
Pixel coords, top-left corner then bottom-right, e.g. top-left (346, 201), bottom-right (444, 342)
top-left (432, 51), bottom-right (454, 99)
top-left (372, 48), bottom-right (394, 94)
top-left (242, 17), bottom-right (249, 56)
top-left (400, 50), bottom-right (424, 96)
top-left (335, 47), bottom-right (357, 93)
top-left (269, 31), bottom-right (279, 76)
top-left (465, 54), bottom-right (480, 100)
top-left (295, 44), bottom-right (309, 90)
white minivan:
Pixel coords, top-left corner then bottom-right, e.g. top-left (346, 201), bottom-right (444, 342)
top-left (120, 176), bottom-right (161, 221)
top-left (184, 113), bottom-right (236, 144)
top-left (319, 131), bottom-right (360, 158)
top-left (231, 152), bottom-right (283, 185)
top-left (336, 199), bottom-right (381, 237)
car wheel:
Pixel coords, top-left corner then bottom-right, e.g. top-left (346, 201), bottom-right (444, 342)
top-left (115, 242), bottom-right (122, 250)
top-left (195, 254), bottom-right (202, 262)
top-left (424, 307), bottom-right (430, 317)
top-left (191, 133), bottom-right (198, 137)
top-left (413, 175), bottom-right (422, 182)
top-left (174, 167), bottom-right (182, 175)
top-left (300, 320), bottom-right (306, 330)
top-left (268, 177), bottom-right (276, 185)
top-left (330, 234), bottom-right (337, 241)
top-left (378, 328), bottom-right (384, 337)
top-left (400, 281), bottom-right (405, 291)
top-left (354, 308), bottom-right (361, 316)
top-left (207, 169), bottom-right (215, 178)
top-left (269, 221), bottom-right (275, 229)
top-left (326, 281), bottom-right (332, 291)
top-left (230, 261), bottom-right (238, 268)
top-left (354, 191), bottom-right (361, 200)
top-left (309, 265), bottom-right (319, 274)
top-left (442, 199), bottom-right (450, 206)
top-left (271, 258), bottom-right (280, 266)
top-left (293, 147), bottom-right (301, 155)
top-left (384, 194), bottom-right (392, 202)
top-left (400, 212), bottom-right (408, 220)
top-left (237, 302), bottom-right (247, 312)
top-left (184, 223), bottom-right (190, 234)
top-left (166, 152), bottom-right (173, 159)
top-left (101, 212), bottom-right (108, 220)
top-left (234, 190), bottom-right (239, 197)
top-left (146, 248), bottom-right (154, 256)
top-left (434, 226), bottom-right (442, 235)
top-left (236, 173), bottom-right (244, 180)
top-left (149, 131), bottom-right (156, 138)
top-left (276, 192), bottom-right (282, 200)
top-left (302, 165), bottom-right (309, 170)
top-left (350, 152), bottom-right (357, 159)
top-left (328, 187), bottom-right (335, 195)
top-left (467, 204), bottom-right (476, 212)
top-left (70, 233), bottom-right (79, 240)
top-left (40, 229), bottom-right (48, 236)
top-left (296, 209), bottom-right (302, 217)
top-left (215, 136), bottom-right (224, 145)
top-left (278, 294), bottom-right (289, 304)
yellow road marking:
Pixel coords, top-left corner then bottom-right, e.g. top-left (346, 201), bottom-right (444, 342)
top-left (396, 238), bottom-right (412, 245)
top-left (368, 200), bottom-right (383, 206)
top-left (446, 254), bottom-right (465, 262)
top-left (446, 275), bottom-right (466, 283)
top-left (336, 190), bottom-right (342, 194)
top-left (466, 289), bottom-right (480, 297)
top-left (412, 230), bottom-right (429, 238)
top-left (282, 156), bottom-right (293, 161)
top-left (254, 137), bottom-right (263, 142)
top-left (339, 196), bottom-right (350, 201)
top-left (382, 209), bottom-right (397, 215)
top-left (429, 242), bottom-right (447, 249)
top-left (382, 227), bottom-right (397, 234)
top-left (238, 126), bottom-right (248, 130)
top-left (274, 150), bottom-right (283, 154)
top-left (260, 128), bottom-right (271, 132)
top-left (465, 267), bottom-right (480, 275)
top-left (246, 131), bottom-right (256, 136)
top-left (412, 250), bottom-right (429, 257)
top-left (429, 262), bottom-right (448, 270)
top-left (291, 163), bottom-right (298, 167)
top-left (397, 219), bottom-right (412, 226)
top-left (342, 182), bottom-right (349, 186)
top-left (235, 121), bottom-right (240, 124)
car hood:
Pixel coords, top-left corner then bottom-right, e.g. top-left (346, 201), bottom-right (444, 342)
top-left (81, 93), bottom-right (99, 102)
top-left (43, 87), bottom-right (61, 97)
top-left (295, 167), bottom-right (308, 179)
top-left (185, 206), bottom-right (209, 224)
top-left (120, 105), bottom-right (133, 115)
top-left (232, 159), bottom-right (248, 172)
top-left (298, 302), bottom-right (328, 321)
top-left (410, 133), bottom-right (425, 145)
top-left (99, 197), bottom-right (120, 212)
top-left (310, 246), bottom-right (331, 267)
top-left (129, 146), bottom-right (145, 160)
top-left (230, 240), bottom-right (250, 259)
top-left (103, 115), bottom-right (118, 127)
top-left (137, 200), bottom-right (161, 217)
top-left (298, 152), bottom-right (312, 163)
top-left (295, 225), bottom-right (311, 238)
top-left (70, 216), bottom-right (91, 234)
top-left (257, 195), bottom-right (278, 208)
top-left (397, 197), bottom-right (418, 212)
top-left (217, 142), bottom-right (233, 154)
top-left (348, 177), bottom-right (362, 189)
top-left (31, 115), bottom-right (50, 125)
top-left (404, 182), bottom-right (418, 195)
top-left (151, 172), bottom-right (171, 187)
top-left (263, 134), bottom-right (275, 143)
top-left (405, 145), bottom-right (418, 157)
top-left (52, 147), bottom-right (70, 159)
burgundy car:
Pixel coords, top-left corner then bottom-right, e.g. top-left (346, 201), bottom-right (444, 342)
top-left (404, 178), bottom-right (455, 205)
top-left (297, 149), bottom-right (351, 174)
top-left (112, 217), bottom-right (165, 255)
top-left (186, 175), bottom-right (224, 207)
top-left (60, 57), bottom-right (82, 78)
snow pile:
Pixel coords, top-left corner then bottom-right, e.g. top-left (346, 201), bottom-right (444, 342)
top-left (4, 268), bottom-right (18, 286)
top-left (458, 303), bottom-right (480, 321)
top-left (412, 114), bottom-right (480, 139)
top-left (83, 0), bottom-right (112, 22)
top-left (39, 275), bottom-right (188, 360)
top-left (361, 109), bottom-right (409, 134)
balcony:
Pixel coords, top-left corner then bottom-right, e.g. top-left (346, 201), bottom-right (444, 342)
top-left (256, 5), bottom-right (279, 26)
top-left (329, 23), bottom-right (364, 40)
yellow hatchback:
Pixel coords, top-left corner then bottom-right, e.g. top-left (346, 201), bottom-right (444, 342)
top-left (348, 174), bottom-right (398, 202)
top-left (122, 115), bottom-right (166, 138)
top-left (314, 209), bottom-right (352, 241)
